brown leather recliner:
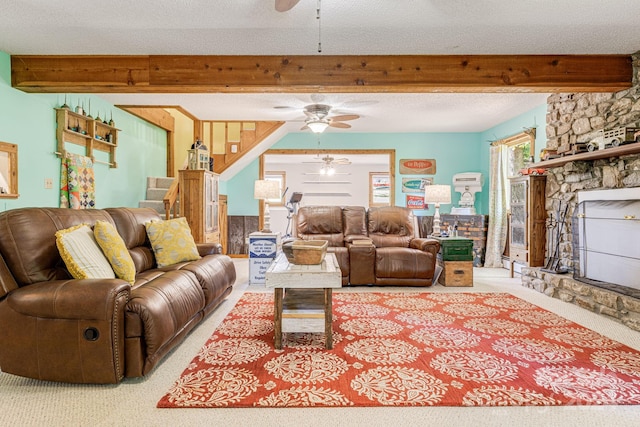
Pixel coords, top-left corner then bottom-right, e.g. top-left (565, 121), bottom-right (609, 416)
top-left (0, 207), bottom-right (236, 384)
top-left (294, 205), bottom-right (368, 285)
top-left (367, 206), bottom-right (440, 286)
top-left (294, 205), bottom-right (440, 286)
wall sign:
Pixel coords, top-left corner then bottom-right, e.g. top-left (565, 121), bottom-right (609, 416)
top-left (399, 159), bottom-right (436, 175)
top-left (406, 194), bottom-right (426, 210)
top-left (402, 177), bottom-right (433, 193)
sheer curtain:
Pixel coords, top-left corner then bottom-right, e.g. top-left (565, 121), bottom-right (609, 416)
top-left (484, 144), bottom-right (509, 267)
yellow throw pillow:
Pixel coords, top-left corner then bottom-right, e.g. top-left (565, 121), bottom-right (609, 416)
top-left (56, 224), bottom-right (116, 280)
top-left (145, 217), bottom-right (201, 268)
top-left (94, 220), bottom-right (136, 284)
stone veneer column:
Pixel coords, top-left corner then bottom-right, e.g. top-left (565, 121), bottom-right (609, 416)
top-left (520, 51), bottom-right (640, 331)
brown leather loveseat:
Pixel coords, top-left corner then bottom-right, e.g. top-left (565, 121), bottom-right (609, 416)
top-left (294, 205), bottom-right (440, 286)
top-left (0, 207), bottom-right (236, 384)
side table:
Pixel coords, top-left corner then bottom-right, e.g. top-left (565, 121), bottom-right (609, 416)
top-left (265, 252), bottom-right (341, 349)
top-left (432, 236), bottom-right (474, 286)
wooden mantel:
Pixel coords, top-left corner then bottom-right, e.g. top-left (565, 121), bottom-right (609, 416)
top-left (533, 143), bottom-right (640, 169)
top-left (11, 54), bottom-right (633, 94)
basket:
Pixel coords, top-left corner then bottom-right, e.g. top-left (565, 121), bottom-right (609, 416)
top-left (282, 240), bottom-right (328, 265)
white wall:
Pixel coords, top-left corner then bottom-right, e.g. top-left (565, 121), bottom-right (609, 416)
top-left (266, 161), bottom-right (389, 236)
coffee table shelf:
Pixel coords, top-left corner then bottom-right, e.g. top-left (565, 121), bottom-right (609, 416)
top-left (265, 252), bottom-right (341, 349)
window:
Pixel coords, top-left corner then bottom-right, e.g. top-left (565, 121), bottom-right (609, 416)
top-left (507, 137), bottom-right (532, 178)
top-left (265, 171), bottom-right (286, 206)
top-left (496, 129), bottom-right (535, 209)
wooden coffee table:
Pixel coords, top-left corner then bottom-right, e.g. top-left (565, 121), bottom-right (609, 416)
top-left (265, 252), bottom-right (341, 349)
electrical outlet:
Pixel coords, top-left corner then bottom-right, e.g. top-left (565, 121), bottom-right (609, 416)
top-left (44, 178), bottom-right (53, 189)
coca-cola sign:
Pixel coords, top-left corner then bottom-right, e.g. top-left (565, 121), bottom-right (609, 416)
top-left (399, 159), bottom-right (436, 175)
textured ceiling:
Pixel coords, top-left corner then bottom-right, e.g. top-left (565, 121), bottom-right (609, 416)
top-left (2, 1), bottom-right (639, 132)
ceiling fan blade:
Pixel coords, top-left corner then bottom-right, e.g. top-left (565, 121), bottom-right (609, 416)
top-left (300, 124), bottom-right (309, 131)
top-left (275, 0), bottom-right (300, 12)
top-left (329, 122), bottom-right (351, 129)
top-left (330, 114), bottom-right (360, 122)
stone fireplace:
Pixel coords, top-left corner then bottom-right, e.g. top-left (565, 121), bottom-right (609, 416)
top-left (521, 51), bottom-right (640, 331)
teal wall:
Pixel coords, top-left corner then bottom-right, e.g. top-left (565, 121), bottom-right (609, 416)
top-left (0, 52), bottom-right (167, 211)
top-left (478, 104), bottom-right (548, 211)
top-left (226, 113), bottom-right (549, 217)
top-left (225, 132), bottom-right (484, 216)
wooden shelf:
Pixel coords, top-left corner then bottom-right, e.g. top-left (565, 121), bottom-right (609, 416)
top-left (533, 142), bottom-right (640, 169)
top-left (55, 108), bottom-right (119, 168)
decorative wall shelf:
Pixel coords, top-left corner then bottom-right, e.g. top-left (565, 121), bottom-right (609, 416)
top-left (304, 192), bottom-right (352, 197)
top-left (533, 143), bottom-right (640, 169)
top-left (55, 108), bottom-right (119, 168)
top-left (302, 181), bottom-right (351, 184)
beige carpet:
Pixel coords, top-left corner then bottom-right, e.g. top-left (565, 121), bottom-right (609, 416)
top-left (2, 259), bottom-right (640, 426)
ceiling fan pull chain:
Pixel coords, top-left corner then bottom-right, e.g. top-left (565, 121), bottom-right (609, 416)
top-left (317, 0), bottom-right (322, 53)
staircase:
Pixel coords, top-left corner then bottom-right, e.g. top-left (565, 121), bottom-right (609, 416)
top-left (209, 121), bottom-right (284, 174)
top-left (139, 177), bottom-right (177, 217)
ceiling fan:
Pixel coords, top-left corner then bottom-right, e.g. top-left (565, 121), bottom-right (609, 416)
top-left (303, 155), bottom-right (352, 165)
top-left (303, 155), bottom-right (351, 175)
top-left (275, 0), bottom-right (301, 12)
top-left (299, 104), bottom-right (360, 133)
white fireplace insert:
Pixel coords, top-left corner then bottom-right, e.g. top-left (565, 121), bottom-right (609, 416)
top-left (574, 188), bottom-right (640, 292)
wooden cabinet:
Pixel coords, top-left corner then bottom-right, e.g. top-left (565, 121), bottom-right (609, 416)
top-left (55, 108), bottom-right (118, 167)
top-left (509, 175), bottom-right (547, 275)
top-left (179, 170), bottom-right (220, 244)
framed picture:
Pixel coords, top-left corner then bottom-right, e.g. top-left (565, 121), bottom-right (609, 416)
top-left (264, 171), bottom-right (286, 206)
top-left (406, 194), bottom-right (426, 210)
top-left (369, 172), bottom-right (390, 207)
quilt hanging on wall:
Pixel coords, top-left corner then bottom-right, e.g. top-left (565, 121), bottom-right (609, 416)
top-left (60, 152), bottom-right (95, 209)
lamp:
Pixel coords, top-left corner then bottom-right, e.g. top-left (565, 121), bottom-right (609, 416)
top-left (424, 184), bottom-right (451, 237)
top-left (306, 120), bottom-right (329, 133)
top-left (254, 180), bottom-right (280, 233)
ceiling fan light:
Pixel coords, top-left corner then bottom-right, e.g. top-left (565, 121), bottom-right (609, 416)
top-left (307, 120), bottom-right (329, 133)
top-left (327, 166), bottom-right (335, 176)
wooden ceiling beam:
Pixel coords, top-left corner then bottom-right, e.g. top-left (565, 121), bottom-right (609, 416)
top-left (11, 54), bottom-right (633, 94)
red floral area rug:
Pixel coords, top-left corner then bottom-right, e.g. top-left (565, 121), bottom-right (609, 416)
top-left (157, 292), bottom-right (640, 408)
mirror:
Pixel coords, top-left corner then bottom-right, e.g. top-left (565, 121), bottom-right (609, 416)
top-left (0, 141), bottom-right (18, 198)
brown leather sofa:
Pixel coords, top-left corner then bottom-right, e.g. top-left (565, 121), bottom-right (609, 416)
top-left (294, 205), bottom-right (440, 286)
top-left (0, 207), bottom-right (236, 384)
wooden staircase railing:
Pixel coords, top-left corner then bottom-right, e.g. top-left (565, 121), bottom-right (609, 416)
top-left (163, 177), bottom-right (180, 220)
top-left (207, 121), bottom-right (284, 174)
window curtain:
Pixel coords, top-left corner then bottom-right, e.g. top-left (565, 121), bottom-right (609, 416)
top-left (484, 144), bottom-right (509, 267)
top-left (60, 152), bottom-right (96, 209)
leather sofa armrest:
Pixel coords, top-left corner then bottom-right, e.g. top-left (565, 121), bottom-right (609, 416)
top-left (410, 238), bottom-right (441, 257)
top-left (0, 255), bottom-right (18, 299)
top-left (344, 235), bottom-right (372, 244)
top-left (6, 279), bottom-right (130, 321)
top-left (197, 243), bottom-right (223, 256)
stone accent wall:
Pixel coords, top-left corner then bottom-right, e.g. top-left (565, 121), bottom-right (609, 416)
top-left (521, 51), bottom-right (640, 330)
top-left (543, 51), bottom-right (640, 271)
top-left (522, 268), bottom-right (640, 332)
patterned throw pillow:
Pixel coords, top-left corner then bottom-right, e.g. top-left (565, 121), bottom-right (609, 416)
top-left (145, 217), bottom-right (201, 268)
top-left (94, 220), bottom-right (136, 284)
top-left (55, 224), bottom-right (116, 279)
